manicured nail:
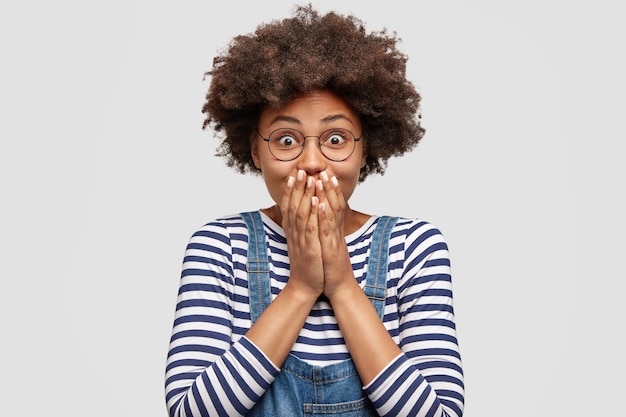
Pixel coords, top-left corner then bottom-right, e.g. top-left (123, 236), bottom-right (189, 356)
top-left (317, 180), bottom-right (323, 191)
top-left (320, 171), bottom-right (329, 181)
top-left (319, 202), bottom-right (326, 212)
top-left (307, 177), bottom-right (314, 188)
top-left (287, 176), bottom-right (294, 187)
top-left (312, 196), bottom-right (318, 206)
top-left (297, 170), bottom-right (305, 181)
top-left (331, 176), bottom-right (339, 186)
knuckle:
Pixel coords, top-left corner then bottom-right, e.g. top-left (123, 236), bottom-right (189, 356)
top-left (296, 210), bottom-right (308, 222)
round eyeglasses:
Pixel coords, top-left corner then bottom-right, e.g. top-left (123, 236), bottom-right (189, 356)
top-left (258, 128), bottom-right (362, 162)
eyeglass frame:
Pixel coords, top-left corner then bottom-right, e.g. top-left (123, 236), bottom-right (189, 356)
top-left (257, 127), bottom-right (363, 162)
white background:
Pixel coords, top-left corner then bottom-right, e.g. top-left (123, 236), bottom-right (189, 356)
top-left (1, 1), bottom-right (624, 416)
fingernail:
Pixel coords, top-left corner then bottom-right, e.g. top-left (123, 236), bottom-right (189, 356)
top-left (331, 176), bottom-right (339, 186)
top-left (287, 176), bottom-right (294, 187)
top-left (297, 170), bottom-right (304, 181)
top-left (312, 196), bottom-right (318, 206)
top-left (317, 180), bottom-right (323, 191)
top-left (307, 177), bottom-right (314, 188)
top-left (319, 202), bottom-right (326, 212)
top-left (320, 171), bottom-right (329, 181)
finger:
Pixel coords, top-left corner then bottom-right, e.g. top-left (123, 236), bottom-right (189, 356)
top-left (316, 179), bottom-right (339, 242)
top-left (317, 200), bottom-right (331, 239)
top-left (315, 178), bottom-right (327, 206)
top-left (295, 175), bottom-right (315, 231)
top-left (280, 175), bottom-right (295, 229)
top-left (307, 196), bottom-right (321, 243)
top-left (282, 169), bottom-right (306, 228)
top-left (320, 171), bottom-right (345, 213)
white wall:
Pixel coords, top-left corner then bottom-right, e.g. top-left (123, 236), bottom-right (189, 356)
top-left (1, 1), bottom-right (623, 415)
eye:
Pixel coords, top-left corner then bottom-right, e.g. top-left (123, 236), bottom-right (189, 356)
top-left (271, 130), bottom-right (301, 148)
top-left (323, 131), bottom-right (347, 147)
top-left (278, 135), bottom-right (297, 146)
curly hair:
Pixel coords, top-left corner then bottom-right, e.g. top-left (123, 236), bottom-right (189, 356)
top-left (202, 4), bottom-right (424, 182)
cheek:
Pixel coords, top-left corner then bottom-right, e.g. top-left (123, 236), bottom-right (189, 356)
top-left (333, 164), bottom-right (362, 200)
top-left (259, 164), bottom-right (296, 201)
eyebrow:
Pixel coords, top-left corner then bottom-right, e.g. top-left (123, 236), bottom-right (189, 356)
top-left (267, 114), bottom-right (355, 127)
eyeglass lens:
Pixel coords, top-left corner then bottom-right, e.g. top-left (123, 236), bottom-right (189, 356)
top-left (267, 128), bottom-right (357, 161)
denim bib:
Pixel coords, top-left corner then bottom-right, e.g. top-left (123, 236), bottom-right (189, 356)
top-left (241, 211), bottom-right (397, 416)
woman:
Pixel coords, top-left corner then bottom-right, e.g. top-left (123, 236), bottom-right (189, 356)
top-left (165, 5), bottom-right (464, 416)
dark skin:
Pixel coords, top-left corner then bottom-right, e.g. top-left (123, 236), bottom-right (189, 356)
top-left (246, 89), bottom-right (401, 384)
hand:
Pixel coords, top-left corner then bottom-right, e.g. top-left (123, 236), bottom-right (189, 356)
top-left (314, 171), bottom-right (356, 299)
top-left (280, 170), bottom-right (325, 300)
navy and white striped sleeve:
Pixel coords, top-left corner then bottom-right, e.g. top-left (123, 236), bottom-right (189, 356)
top-left (164, 221), bottom-right (279, 417)
top-left (365, 220), bottom-right (465, 417)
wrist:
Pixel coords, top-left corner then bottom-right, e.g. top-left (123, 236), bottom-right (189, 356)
top-left (325, 279), bottom-right (362, 306)
top-left (282, 280), bottom-right (322, 306)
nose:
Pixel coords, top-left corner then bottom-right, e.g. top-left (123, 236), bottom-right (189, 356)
top-left (297, 137), bottom-right (327, 175)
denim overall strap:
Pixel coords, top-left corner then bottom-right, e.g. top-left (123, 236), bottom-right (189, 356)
top-left (363, 216), bottom-right (398, 320)
top-left (241, 211), bottom-right (272, 324)
top-left (243, 213), bottom-right (397, 416)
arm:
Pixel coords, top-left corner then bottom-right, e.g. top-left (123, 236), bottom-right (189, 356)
top-left (316, 175), bottom-right (464, 417)
top-left (164, 221), bottom-right (279, 417)
top-left (314, 174), bottom-right (401, 383)
top-left (364, 222), bottom-right (464, 417)
top-left (166, 172), bottom-right (325, 417)
top-left (246, 171), bottom-right (323, 365)
top-left (165, 219), bottom-right (317, 417)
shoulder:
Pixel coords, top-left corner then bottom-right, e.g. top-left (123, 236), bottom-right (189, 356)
top-left (195, 213), bottom-right (247, 233)
top-left (384, 216), bottom-right (446, 240)
top-left (386, 216), bottom-right (450, 255)
top-left (186, 213), bottom-right (250, 249)
top-left (348, 215), bottom-right (446, 244)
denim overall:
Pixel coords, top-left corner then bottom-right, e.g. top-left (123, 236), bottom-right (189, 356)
top-left (241, 211), bottom-right (398, 417)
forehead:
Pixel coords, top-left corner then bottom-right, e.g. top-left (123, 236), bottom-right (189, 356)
top-left (258, 90), bottom-right (361, 130)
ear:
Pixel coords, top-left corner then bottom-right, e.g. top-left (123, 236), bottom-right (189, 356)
top-left (359, 143), bottom-right (367, 169)
top-left (251, 138), bottom-right (261, 169)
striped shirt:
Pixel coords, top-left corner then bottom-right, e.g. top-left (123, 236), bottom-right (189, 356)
top-left (165, 212), bottom-right (464, 416)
